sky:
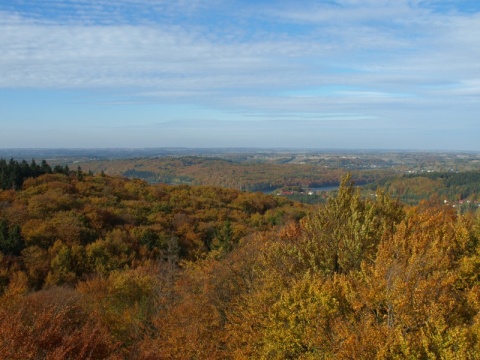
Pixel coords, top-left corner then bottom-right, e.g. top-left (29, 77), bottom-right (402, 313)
top-left (1, 0), bottom-right (479, 150)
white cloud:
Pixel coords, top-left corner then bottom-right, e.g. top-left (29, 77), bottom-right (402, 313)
top-left (0, 1), bottom-right (479, 137)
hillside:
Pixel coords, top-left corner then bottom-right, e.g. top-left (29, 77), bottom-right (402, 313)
top-left (369, 170), bottom-right (480, 209)
top-left (1, 171), bottom-right (480, 358)
top-left (0, 172), bottom-right (306, 289)
top-left (74, 156), bottom-right (392, 192)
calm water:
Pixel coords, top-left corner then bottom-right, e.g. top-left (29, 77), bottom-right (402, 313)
top-left (261, 185), bottom-right (340, 194)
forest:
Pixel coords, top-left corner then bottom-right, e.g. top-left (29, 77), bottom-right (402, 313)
top-left (0, 158), bottom-right (70, 190)
top-left (1, 158), bottom-right (480, 358)
top-left (73, 156), bottom-right (391, 192)
top-left (370, 170), bottom-right (480, 206)
top-left (71, 154), bottom-right (480, 206)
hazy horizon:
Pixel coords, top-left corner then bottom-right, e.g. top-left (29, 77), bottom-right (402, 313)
top-left (1, 1), bottom-right (479, 150)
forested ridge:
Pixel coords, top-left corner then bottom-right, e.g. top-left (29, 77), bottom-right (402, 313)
top-left (372, 170), bottom-right (480, 205)
top-left (72, 156), bottom-right (480, 206)
top-left (74, 156), bottom-right (390, 192)
top-left (1, 166), bottom-right (480, 358)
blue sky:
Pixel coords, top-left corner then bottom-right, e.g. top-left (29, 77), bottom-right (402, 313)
top-left (1, 0), bottom-right (479, 150)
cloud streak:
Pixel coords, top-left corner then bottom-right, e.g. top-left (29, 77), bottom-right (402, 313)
top-left (0, 0), bottom-right (479, 149)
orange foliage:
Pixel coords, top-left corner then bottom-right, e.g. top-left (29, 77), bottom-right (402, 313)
top-left (1, 173), bottom-right (480, 358)
top-left (0, 287), bottom-right (122, 359)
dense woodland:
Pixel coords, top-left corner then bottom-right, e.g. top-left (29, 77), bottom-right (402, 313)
top-left (2, 159), bottom-right (480, 358)
top-left (0, 158), bottom-right (70, 190)
top-left (75, 156), bottom-right (391, 192)
top-left (74, 156), bottom-right (480, 206)
top-left (372, 171), bottom-right (480, 205)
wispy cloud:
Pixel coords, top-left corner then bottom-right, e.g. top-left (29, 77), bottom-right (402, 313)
top-left (1, 0), bottom-right (479, 149)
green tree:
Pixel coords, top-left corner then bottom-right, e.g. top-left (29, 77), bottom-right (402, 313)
top-left (211, 220), bottom-right (233, 253)
top-left (0, 221), bottom-right (23, 256)
top-left (300, 174), bottom-right (403, 275)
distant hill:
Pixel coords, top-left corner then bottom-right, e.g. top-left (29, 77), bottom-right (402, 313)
top-left (368, 170), bottom-right (480, 208)
top-left (73, 156), bottom-right (390, 192)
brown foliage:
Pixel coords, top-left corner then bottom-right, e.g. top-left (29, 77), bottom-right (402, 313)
top-left (2, 173), bottom-right (480, 358)
top-left (0, 287), bottom-right (122, 359)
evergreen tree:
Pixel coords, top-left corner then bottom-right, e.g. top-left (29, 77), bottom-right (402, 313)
top-left (0, 221), bottom-right (23, 256)
top-left (0, 158), bottom-right (65, 190)
top-left (0, 220), bottom-right (8, 253)
top-left (40, 160), bottom-right (52, 174)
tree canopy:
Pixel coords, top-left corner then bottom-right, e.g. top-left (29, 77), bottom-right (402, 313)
top-left (1, 170), bottom-right (480, 359)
